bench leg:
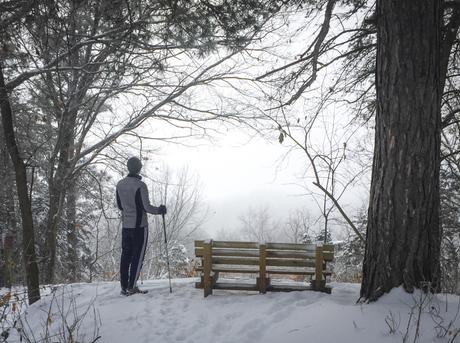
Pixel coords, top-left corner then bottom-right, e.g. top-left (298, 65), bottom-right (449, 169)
top-left (258, 244), bottom-right (267, 293)
top-left (203, 241), bottom-right (213, 297)
top-left (257, 276), bottom-right (270, 293)
top-left (196, 269), bottom-right (218, 291)
top-left (314, 245), bottom-right (324, 291)
top-left (310, 278), bottom-right (326, 291)
top-left (204, 285), bottom-right (212, 297)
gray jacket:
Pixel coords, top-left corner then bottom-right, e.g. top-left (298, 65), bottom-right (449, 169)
top-left (116, 174), bottom-right (161, 228)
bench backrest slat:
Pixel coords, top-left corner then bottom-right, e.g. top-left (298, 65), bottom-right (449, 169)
top-left (266, 250), bottom-right (316, 259)
top-left (266, 242), bottom-right (316, 251)
top-left (212, 256), bottom-right (259, 266)
top-left (195, 240), bottom-right (258, 249)
top-left (195, 247), bottom-right (259, 258)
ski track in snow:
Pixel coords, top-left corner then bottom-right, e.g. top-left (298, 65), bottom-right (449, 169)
top-left (3, 279), bottom-right (460, 343)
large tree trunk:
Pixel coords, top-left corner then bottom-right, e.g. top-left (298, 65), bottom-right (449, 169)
top-left (45, 173), bottom-right (66, 283)
top-left (0, 63), bottom-right (40, 304)
top-left (45, 125), bottom-right (78, 283)
top-left (0, 125), bottom-right (17, 288)
top-left (66, 168), bottom-right (79, 283)
top-left (360, 0), bottom-right (442, 301)
top-left (0, 156), bottom-right (17, 288)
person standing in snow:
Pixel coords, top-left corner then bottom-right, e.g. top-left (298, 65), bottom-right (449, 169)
top-left (116, 157), bottom-right (167, 296)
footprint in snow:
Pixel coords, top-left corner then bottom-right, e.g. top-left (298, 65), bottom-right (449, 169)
top-left (161, 298), bottom-right (172, 307)
top-left (212, 320), bottom-right (232, 336)
top-left (175, 333), bottom-right (187, 341)
top-left (239, 318), bottom-right (265, 340)
top-left (268, 308), bottom-right (293, 325)
top-left (295, 298), bottom-right (316, 307)
top-left (268, 300), bottom-right (293, 314)
top-left (181, 301), bottom-right (190, 312)
top-left (224, 311), bottom-right (242, 320)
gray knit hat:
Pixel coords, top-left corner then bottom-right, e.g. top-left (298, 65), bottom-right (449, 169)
top-left (127, 157), bottom-right (142, 174)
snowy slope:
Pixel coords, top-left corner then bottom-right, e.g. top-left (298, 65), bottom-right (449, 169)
top-left (4, 279), bottom-right (460, 343)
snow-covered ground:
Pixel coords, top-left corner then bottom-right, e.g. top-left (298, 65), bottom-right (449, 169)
top-left (3, 279), bottom-right (460, 343)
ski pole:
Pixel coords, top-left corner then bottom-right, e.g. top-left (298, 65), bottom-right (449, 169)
top-left (162, 213), bottom-right (173, 293)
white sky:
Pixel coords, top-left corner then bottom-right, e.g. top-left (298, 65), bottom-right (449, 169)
top-left (163, 131), bottom-right (315, 233)
top-left (106, 8), bottom-right (371, 239)
top-left (138, 122), bottom-right (371, 240)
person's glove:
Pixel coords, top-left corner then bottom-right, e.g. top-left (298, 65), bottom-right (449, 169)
top-left (159, 205), bottom-right (167, 215)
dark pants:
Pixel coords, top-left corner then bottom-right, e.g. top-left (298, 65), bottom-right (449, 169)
top-left (120, 227), bottom-right (148, 290)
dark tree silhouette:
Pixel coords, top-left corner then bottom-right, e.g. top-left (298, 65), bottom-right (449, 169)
top-left (361, 0), bottom-right (442, 301)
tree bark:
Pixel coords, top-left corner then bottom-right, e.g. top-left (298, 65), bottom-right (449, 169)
top-left (361, 0), bottom-right (442, 301)
top-left (1, 170), bottom-right (17, 288)
top-left (45, 171), bottom-right (66, 283)
top-left (45, 121), bottom-right (79, 282)
top-left (0, 124), bottom-right (17, 288)
top-left (0, 63), bottom-right (40, 304)
top-left (66, 171), bottom-right (79, 283)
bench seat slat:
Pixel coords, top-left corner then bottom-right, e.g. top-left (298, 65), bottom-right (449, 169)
top-left (268, 284), bottom-right (331, 294)
top-left (266, 267), bottom-right (315, 275)
top-left (266, 268), bottom-right (332, 276)
top-left (211, 265), bottom-right (259, 273)
top-left (195, 265), bottom-right (332, 276)
top-left (267, 284), bottom-right (311, 292)
top-left (214, 282), bottom-right (259, 291)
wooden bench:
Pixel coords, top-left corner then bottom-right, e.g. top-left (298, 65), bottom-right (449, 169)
top-left (194, 240), bottom-right (334, 297)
